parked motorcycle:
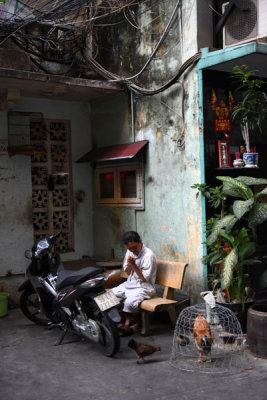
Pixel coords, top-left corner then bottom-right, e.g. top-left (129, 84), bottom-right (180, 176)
top-left (18, 231), bottom-right (121, 356)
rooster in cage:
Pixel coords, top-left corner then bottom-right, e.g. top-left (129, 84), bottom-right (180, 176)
top-left (193, 314), bottom-right (213, 362)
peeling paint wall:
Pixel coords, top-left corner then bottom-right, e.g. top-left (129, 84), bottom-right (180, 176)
top-left (0, 97), bottom-right (94, 277)
top-left (92, 0), bottom-right (209, 302)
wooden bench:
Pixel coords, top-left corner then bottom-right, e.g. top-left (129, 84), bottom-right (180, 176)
top-left (119, 260), bottom-right (188, 336)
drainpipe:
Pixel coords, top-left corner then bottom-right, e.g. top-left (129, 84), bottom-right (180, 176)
top-left (130, 89), bottom-right (138, 232)
top-left (130, 90), bottom-right (135, 143)
top-left (197, 49), bottom-right (208, 290)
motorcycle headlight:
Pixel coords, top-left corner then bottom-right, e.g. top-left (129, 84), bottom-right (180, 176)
top-left (35, 238), bottom-right (49, 256)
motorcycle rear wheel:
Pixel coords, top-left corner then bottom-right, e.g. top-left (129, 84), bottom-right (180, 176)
top-left (20, 289), bottom-right (51, 326)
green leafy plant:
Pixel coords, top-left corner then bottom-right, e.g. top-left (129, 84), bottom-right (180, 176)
top-left (218, 227), bottom-right (260, 302)
top-left (191, 183), bottom-right (226, 211)
top-left (207, 176), bottom-right (267, 239)
top-left (193, 175), bottom-right (267, 302)
top-left (231, 64), bottom-right (267, 152)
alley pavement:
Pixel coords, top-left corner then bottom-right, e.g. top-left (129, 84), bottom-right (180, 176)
top-left (1, 308), bottom-right (267, 400)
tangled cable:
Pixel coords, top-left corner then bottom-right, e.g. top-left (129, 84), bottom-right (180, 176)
top-left (82, 48), bottom-right (201, 95)
top-left (0, 0), bottom-right (201, 96)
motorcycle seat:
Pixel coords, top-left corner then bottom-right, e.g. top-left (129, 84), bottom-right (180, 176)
top-left (56, 266), bottom-right (103, 290)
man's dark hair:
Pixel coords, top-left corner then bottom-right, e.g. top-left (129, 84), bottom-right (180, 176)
top-left (122, 231), bottom-right (141, 244)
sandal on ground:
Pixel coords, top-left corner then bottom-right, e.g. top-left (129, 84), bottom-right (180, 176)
top-left (119, 321), bottom-right (140, 336)
top-left (119, 326), bottom-right (135, 337)
top-left (120, 329), bottom-right (134, 337)
top-left (129, 322), bottom-right (140, 332)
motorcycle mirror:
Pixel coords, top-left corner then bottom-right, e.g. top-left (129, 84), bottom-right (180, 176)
top-left (24, 250), bottom-right (32, 259)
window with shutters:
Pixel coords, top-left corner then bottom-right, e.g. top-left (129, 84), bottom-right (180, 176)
top-left (95, 162), bottom-right (143, 207)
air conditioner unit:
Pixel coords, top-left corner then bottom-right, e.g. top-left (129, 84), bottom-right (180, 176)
top-left (222, 0), bottom-right (267, 47)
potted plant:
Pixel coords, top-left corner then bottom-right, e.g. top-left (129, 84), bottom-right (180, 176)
top-left (230, 65), bottom-right (267, 167)
top-left (192, 175), bottom-right (267, 330)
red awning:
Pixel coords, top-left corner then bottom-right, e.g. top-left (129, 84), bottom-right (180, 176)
top-left (77, 140), bottom-right (148, 163)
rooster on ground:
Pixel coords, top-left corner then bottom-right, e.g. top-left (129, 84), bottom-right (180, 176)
top-left (128, 339), bottom-right (161, 363)
top-left (193, 314), bottom-right (213, 363)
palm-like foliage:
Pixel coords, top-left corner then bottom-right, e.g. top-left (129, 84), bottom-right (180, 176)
top-left (219, 228), bottom-right (261, 302)
top-left (231, 65), bottom-right (267, 135)
top-left (193, 176), bottom-right (267, 302)
top-left (207, 176), bottom-right (267, 245)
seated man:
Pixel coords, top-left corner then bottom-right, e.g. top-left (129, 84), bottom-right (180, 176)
top-left (112, 231), bottom-right (157, 333)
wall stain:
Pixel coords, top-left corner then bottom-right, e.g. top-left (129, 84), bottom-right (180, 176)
top-left (156, 127), bottom-right (162, 144)
top-left (23, 200), bottom-right (33, 225)
top-left (73, 190), bottom-right (86, 216)
top-left (106, 210), bottom-right (124, 244)
top-left (0, 175), bottom-right (15, 181)
top-left (75, 189), bottom-right (86, 203)
top-left (147, 176), bottom-right (154, 184)
top-left (161, 244), bottom-right (179, 260)
top-left (108, 212), bottom-right (121, 230)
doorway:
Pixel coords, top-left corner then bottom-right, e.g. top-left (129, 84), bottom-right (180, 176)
top-left (30, 118), bottom-right (74, 252)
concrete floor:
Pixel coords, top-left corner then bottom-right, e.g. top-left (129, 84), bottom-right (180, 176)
top-left (1, 308), bottom-right (267, 400)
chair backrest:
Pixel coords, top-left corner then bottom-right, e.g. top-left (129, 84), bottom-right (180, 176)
top-left (156, 260), bottom-right (187, 289)
top-left (120, 259), bottom-right (187, 290)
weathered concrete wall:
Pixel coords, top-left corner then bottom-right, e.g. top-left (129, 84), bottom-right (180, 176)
top-left (92, 0), bottom-right (206, 302)
top-left (0, 97), bottom-right (94, 299)
top-left (91, 92), bottom-right (133, 260)
top-left (0, 142), bottom-right (33, 274)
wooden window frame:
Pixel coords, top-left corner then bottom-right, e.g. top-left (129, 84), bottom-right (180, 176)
top-left (95, 162), bottom-right (143, 208)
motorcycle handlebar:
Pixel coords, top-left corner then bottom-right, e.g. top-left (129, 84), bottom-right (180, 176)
top-left (48, 231), bottom-right (62, 243)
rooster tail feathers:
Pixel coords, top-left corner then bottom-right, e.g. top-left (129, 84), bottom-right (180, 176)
top-left (201, 335), bottom-right (212, 354)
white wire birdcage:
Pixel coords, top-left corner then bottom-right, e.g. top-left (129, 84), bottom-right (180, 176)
top-left (170, 303), bottom-right (248, 374)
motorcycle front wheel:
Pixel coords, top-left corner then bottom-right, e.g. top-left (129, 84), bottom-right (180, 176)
top-left (97, 312), bottom-right (120, 357)
top-left (20, 289), bottom-right (51, 326)
top-left (86, 302), bottom-right (120, 357)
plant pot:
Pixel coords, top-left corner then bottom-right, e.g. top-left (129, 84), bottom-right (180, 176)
top-left (233, 158), bottom-right (245, 168)
top-left (247, 304), bottom-right (267, 358)
top-left (243, 152), bottom-right (259, 168)
top-left (216, 301), bottom-right (253, 332)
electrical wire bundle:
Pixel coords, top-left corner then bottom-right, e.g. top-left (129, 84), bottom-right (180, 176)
top-left (0, 0), bottom-right (201, 95)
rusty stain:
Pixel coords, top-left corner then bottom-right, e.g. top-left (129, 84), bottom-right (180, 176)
top-left (161, 244), bottom-right (180, 260)
top-left (157, 158), bottom-right (161, 163)
top-left (136, 111), bottom-right (147, 129)
top-left (157, 47), bottom-right (163, 57)
top-left (156, 128), bottom-right (162, 144)
top-left (160, 225), bottom-right (174, 232)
